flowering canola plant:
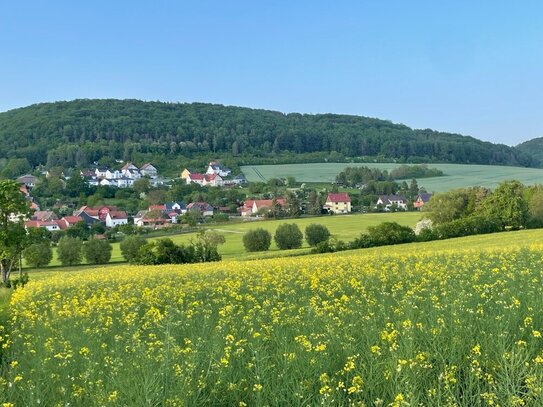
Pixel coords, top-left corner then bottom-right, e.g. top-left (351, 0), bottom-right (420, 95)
top-left (2, 246), bottom-right (543, 405)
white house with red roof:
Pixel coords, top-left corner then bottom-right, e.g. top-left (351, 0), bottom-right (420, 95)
top-left (203, 173), bottom-right (223, 187)
top-left (240, 198), bottom-right (286, 217)
top-left (186, 173), bottom-right (206, 186)
top-left (140, 163), bottom-right (158, 178)
top-left (105, 211), bottom-right (129, 228)
top-left (324, 193), bottom-right (352, 214)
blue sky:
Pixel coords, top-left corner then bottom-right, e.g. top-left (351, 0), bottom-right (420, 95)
top-left (1, 1), bottom-right (542, 145)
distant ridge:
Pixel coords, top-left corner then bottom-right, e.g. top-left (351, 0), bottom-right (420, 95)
top-left (0, 99), bottom-right (537, 168)
top-left (516, 138), bottom-right (543, 163)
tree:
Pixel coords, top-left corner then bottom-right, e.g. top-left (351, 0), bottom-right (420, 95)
top-left (285, 191), bottom-right (301, 218)
top-left (243, 228), bottom-right (272, 252)
top-left (83, 238), bottom-right (112, 264)
top-left (305, 224), bottom-right (331, 247)
top-left (57, 236), bottom-right (83, 266)
top-left (120, 235), bottom-right (147, 263)
top-left (481, 181), bottom-right (528, 229)
top-left (191, 230), bottom-right (223, 262)
top-left (274, 223), bottom-right (303, 250)
top-left (24, 243), bottom-right (53, 268)
top-left (133, 178), bottom-right (151, 196)
top-left (527, 187), bottom-right (543, 228)
top-left (0, 180), bottom-right (30, 283)
top-left (307, 191), bottom-right (323, 215)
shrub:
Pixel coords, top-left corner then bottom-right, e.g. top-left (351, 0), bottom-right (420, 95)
top-left (120, 235), bottom-right (147, 263)
top-left (274, 223), bottom-right (303, 250)
top-left (366, 222), bottom-right (416, 246)
top-left (243, 228), bottom-right (272, 252)
top-left (305, 224), bottom-right (331, 247)
top-left (83, 238), bottom-right (112, 264)
top-left (23, 243), bottom-right (53, 268)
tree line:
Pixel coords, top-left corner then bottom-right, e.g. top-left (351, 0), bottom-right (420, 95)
top-left (0, 99), bottom-right (537, 173)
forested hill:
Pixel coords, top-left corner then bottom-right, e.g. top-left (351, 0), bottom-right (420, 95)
top-left (0, 99), bottom-right (537, 169)
top-left (516, 138), bottom-right (543, 163)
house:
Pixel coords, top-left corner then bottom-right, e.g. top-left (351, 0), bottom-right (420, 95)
top-left (105, 211), bottom-right (129, 228)
top-left (165, 202), bottom-right (187, 214)
top-left (204, 173), bottom-right (223, 187)
top-left (134, 210), bottom-right (148, 226)
top-left (186, 173), bottom-right (206, 186)
top-left (135, 209), bottom-right (170, 228)
top-left (121, 162), bottom-right (139, 172)
top-left (206, 161), bottom-right (232, 177)
top-left (16, 174), bottom-right (37, 188)
top-left (105, 169), bottom-right (122, 179)
top-left (187, 202), bottom-right (214, 217)
top-left (241, 198), bottom-right (286, 217)
top-left (140, 163), bottom-right (158, 178)
top-left (32, 211), bottom-right (59, 222)
top-left (376, 195), bottom-right (408, 211)
top-left (414, 193), bottom-right (433, 210)
top-left (323, 193), bottom-right (352, 214)
top-left (150, 177), bottom-right (167, 188)
top-left (24, 220), bottom-right (61, 232)
top-left (181, 168), bottom-right (196, 180)
top-left (95, 167), bottom-right (109, 178)
top-left (232, 174), bottom-right (248, 185)
top-left (56, 216), bottom-right (84, 230)
top-left (115, 177), bottom-right (135, 188)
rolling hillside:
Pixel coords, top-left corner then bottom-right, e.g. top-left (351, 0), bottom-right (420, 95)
top-left (0, 99), bottom-right (537, 170)
top-left (517, 137), bottom-right (543, 163)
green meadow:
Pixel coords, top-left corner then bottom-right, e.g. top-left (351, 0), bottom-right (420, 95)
top-left (241, 162), bottom-right (543, 192)
top-left (38, 212), bottom-right (421, 268)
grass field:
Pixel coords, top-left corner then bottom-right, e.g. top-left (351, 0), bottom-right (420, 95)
top-left (4, 232), bottom-right (543, 405)
top-left (241, 162), bottom-right (543, 192)
top-left (38, 212), bottom-right (421, 267)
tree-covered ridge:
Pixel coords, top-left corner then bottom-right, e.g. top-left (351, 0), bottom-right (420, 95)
top-left (516, 137), bottom-right (543, 163)
top-left (0, 98), bottom-right (537, 169)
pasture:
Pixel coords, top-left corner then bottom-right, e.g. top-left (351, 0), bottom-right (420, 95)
top-left (241, 162), bottom-right (543, 192)
top-left (39, 212), bottom-right (422, 268)
top-left (4, 232), bottom-right (543, 405)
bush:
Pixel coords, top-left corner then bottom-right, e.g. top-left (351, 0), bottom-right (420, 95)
top-left (243, 228), bottom-right (272, 252)
top-left (83, 238), bottom-right (112, 264)
top-left (305, 224), bottom-right (331, 247)
top-left (23, 243), bottom-right (53, 268)
top-left (120, 235), bottom-right (147, 263)
top-left (274, 223), bottom-right (303, 250)
top-left (57, 236), bottom-right (83, 266)
top-left (366, 222), bottom-right (416, 246)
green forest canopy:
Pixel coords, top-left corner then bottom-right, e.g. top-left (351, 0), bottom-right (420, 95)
top-left (0, 99), bottom-right (537, 171)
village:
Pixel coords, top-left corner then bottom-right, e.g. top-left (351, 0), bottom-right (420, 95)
top-left (13, 160), bottom-right (433, 234)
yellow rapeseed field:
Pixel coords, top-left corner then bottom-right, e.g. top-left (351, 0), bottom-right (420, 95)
top-left (2, 245), bottom-right (543, 405)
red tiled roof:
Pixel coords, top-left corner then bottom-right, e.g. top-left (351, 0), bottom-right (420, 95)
top-left (62, 216), bottom-right (83, 224)
top-left (326, 193), bottom-right (351, 203)
top-left (108, 211), bottom-right (128, 219)
top-left (149, 204), bottom-right (166, 211)
top-left (25, 220), bottom-right (59, 228)
top-left (189, 173), bottom-right (205, 180)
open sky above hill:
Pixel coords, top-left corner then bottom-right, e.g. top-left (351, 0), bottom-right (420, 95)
top-left (1, 1), bottom-right (542, 145)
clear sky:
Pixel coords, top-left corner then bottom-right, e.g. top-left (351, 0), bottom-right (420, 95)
top-left (1, 1), bottom-right (542, 145)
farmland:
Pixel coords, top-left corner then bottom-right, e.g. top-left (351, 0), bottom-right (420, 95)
top-left (4, 232), bottom-right (543, 405)
top-left (241, 162), bottom-right (543, 192)
top-left (37, 212), bottom-right (422, 267)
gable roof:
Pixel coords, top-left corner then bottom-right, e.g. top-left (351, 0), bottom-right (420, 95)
top-left (187, 202), bottom-right (213, 211)
top-left (326, 193), bottom-right (351, 203)
top-left (62, 216), bottom-right (83, 224)
top-left (188, 173), bottom-right (205, 181)
top-left (108, 211), bottom-right (128, 220)
top-left (416, 193), bottom-right (433, 202)
top-left (378, 195), bottom-right (408, 204)
top-left (140, 163), bottom-right (156, 170)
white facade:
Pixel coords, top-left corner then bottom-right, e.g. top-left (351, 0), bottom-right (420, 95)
top-left (105, 213), bottom-right (129, 228)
